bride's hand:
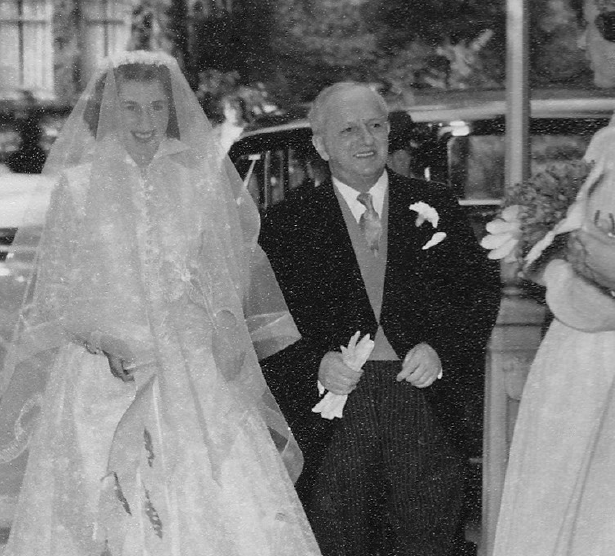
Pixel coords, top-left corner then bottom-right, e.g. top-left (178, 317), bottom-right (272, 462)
top-left (104, 352), bottom-right (136, 382)
top-left (98, 337), bottom-right (136, 383)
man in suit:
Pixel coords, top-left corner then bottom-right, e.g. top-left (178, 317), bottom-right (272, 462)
top-left (259, 82), bottom-right (500, 556)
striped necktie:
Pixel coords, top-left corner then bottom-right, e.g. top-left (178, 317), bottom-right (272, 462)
top-left (357, 192), bottom-right (382, 254)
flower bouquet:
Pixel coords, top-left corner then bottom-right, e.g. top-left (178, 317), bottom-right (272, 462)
top-left (481, 160), bottom-right (596, 274)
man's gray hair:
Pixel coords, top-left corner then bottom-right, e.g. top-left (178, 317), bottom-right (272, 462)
top-left (308, 82), bottom-right (389, 136)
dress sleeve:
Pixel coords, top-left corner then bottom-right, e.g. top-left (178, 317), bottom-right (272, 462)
top-left (18, 170), bottom-right (112, 358)
top-left (545, 259), bottom-right (615, 332)
top-left (584, 123), bottom-right (615, 169)
top-left (34, 174), bottom-right (79, 320)
top-left (12, 174), bottom-right (79, 359)
top-left (243, 243), bottom-right (301, 361)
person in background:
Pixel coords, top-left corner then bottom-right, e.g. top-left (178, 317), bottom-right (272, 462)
top-left (492, 1), bottom-right (615, 554)
top-left (386, 110), bottom-right (421, 179)
top-left (6, 117), bottom-right (46, 174)
top-left (259, 81), bottom-right (500, 556)
top-left (569, 0), bottom-right (615, 292)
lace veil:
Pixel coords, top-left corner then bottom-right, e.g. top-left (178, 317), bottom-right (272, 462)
top-left (0, 51), bottom-right (302, 489)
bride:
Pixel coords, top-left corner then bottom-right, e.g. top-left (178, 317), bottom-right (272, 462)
top-left (492, 1), bottom-right (615, 554)
top-left (0, 50), bottom-right (321, 556)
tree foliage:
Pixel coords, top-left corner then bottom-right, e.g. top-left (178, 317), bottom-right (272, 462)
top-left (189, 0), bottom-right (275, 81)
top-left (370, 0), bottom-right (505, 49)
top-left (126, 0), bottom-right (592, 111)
top-left (269, 0), bottom-right (380, 101)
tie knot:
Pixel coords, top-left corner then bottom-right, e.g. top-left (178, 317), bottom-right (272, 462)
top-left (357, 192), bottom-right (375, 213)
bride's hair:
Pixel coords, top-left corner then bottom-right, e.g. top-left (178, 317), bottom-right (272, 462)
top-left (82, 62), bottom-right (180, 138)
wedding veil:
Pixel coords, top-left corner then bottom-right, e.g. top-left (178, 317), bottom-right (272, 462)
top-left (0, 51), bottom-right (303, 486)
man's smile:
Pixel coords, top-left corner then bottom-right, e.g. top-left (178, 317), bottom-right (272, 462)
top-left (355, 150), bottom-right (377, 159)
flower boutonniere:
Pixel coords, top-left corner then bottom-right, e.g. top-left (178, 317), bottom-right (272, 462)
top-left (409, 201), bottom-right (447, 250)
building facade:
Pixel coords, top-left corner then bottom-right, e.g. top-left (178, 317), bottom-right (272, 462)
top-left (0, 0), bottom-right (229, 104)
top-left (0, 0), bottom-right (138, 103)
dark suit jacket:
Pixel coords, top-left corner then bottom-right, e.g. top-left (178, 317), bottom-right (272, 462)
top-left (259, 171), bottom-right (500, 461)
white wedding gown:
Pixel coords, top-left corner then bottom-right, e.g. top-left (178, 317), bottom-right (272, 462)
top-left (492, 270), bottom-right (615, 555)
top-left (1, 158), bottom-right (320, 556)
top-left (493, 123), bottom-right (615, 556)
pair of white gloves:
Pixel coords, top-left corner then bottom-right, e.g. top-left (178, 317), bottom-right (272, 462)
top-left (312, 331), bottom-right (374, 420)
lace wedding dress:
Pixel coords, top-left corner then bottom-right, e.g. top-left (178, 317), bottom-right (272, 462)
top-left (0, 51), bottom-right (320, 556)
top-left (3, 153), bottom-right (318, 556)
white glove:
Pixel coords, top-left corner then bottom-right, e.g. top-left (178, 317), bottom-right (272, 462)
top-left (312, 331), bottom-right (374, 420)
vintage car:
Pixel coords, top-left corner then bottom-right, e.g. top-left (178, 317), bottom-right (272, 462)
top-left (228, 87), bottom-right (615, 239)
top-left (228, 87), bottom-right (615, 535)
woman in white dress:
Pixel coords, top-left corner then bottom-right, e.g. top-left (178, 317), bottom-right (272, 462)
top-left (492, 1), bottom-right (615, 554)
top-left (0, 50), bottom-right (321, 556)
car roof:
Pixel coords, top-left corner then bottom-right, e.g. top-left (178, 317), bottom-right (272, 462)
top-left (405, 87), bottom-right (615, 121)
top-left (236, 87), bottom-right (615, 142)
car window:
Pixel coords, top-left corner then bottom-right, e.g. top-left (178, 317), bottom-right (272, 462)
top-left (269, 149), bottom-right (286, 205)
top-left (234, 149), bottom-right (286, 207)
top-left (234, 153), bottom-right (264, 206)
top-left (234, 141), bottom-right (331, 210)
top-left (288, 146), bottom-right (312, 190)
top-left (450, 133), bottom-right (593, 201)
top-left (288, 147), bottom-right (329, 190)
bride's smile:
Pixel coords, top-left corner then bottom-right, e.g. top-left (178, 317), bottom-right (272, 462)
top-left (118, 79), bottom-right (170, 165)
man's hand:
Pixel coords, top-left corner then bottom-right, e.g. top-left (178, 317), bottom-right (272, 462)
top-left (569, 225), bottom-right (615, 291)
top-left (318, 351), bottom-right (364, 395)
top-left (397, 343), bottom-right (441, 388)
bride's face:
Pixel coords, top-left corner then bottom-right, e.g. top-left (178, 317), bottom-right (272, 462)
top-left (118, 78), bottom-right (170, 165)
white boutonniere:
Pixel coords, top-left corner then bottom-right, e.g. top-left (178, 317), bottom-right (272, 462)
top-left (409, 201), bottom-right (447, 250)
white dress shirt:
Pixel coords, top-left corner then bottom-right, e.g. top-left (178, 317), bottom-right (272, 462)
top-left (333, 171), bottom-right (388, 223)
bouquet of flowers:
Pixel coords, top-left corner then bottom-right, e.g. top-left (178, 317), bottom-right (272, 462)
top-left (481, 160), bottom-right (596, 272)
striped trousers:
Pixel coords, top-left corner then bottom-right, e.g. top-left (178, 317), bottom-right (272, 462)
top-left (305, 361), bottom-right (463, 556)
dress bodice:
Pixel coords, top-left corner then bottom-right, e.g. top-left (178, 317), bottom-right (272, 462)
top-left (542, 123), bottom-right (615, 332)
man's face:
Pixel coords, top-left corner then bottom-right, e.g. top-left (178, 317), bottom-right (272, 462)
top-left (312, 87), bottom-right (389, 191)
top-left (580, 0), bottom-right (615, 87)
top-left (118, 78), bottom-right (170, 165)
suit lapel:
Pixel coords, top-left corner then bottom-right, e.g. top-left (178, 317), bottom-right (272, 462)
top-left (309, 181), bottom-right (354, 256)
top-left (383, 174), bottom-right (440, 317)
top-left (385, 174), bottom-right (424, 272)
